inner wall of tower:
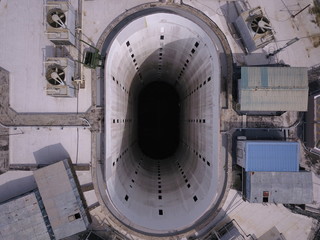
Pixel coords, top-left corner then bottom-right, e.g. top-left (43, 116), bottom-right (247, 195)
top-left (104, 13), bottom-right (221, 233)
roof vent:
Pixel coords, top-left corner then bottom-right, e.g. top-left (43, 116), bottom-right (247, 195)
top-left (44, 58), bottom-right (76, 97)
top-left (250, 16), bottom-right (272, 34)
top-left (47, 8), bottom-right (66, 28)
top-left (45, 1), bottom-right (76, 45)
top-left (234, 6), bottom-right (274, 52)
top-left (46, 65), bottom-right (66, 85)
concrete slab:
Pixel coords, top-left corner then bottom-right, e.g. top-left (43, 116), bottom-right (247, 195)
top-left (215, 189), bottom-right (315, 240)
top-left (0, 171), bottom-right (36, 203)
top-left (9, 127), bottom-right (91, 165)
top-left (82, 0), bottom-right (155, 45)
top-left (83, 189), bottom-right (98, 208)
top-left (76, 170), bottom-right (93, 186)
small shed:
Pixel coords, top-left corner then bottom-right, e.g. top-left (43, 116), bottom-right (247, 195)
top-left (237, 141), bottom-right (300, 172)
top-left (238, 67), bottom-right (308, 112)
top-left (245, 171), bottom-right (313, 204)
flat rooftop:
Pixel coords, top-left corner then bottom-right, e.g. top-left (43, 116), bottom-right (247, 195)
top-left (0, 191), bottom-right (52, 240)
top-left (34, 159), bottom-right (90, 239)
top-left (244, 141), bottom-right (300, 172)
top-left (246, 171), bottom-right (313, 204)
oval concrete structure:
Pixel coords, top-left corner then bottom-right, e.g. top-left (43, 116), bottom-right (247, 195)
top-left (94, 3), bottom-right (232, 238)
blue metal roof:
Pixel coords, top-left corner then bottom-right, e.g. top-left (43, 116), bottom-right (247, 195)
top-left (245, 141), bottom-right (299, 172)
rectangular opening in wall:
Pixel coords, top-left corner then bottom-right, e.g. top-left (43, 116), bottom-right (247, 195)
top-left (158, 195), bottom-right (162, 200)
top-left (68, 212), bottom-right (81, 222)
top-left (126, 41), bottom-right (130, 47)
top-left (193, 196), bottom-right (198, 202)
top-left (159, 209), bottom-right (163, 215)
top-left (160, 35), bottom-right (164, 40)
top-left (187, 184), bottom-right (191, 188)
top-left (263, 191), bottom-right (269, 202)
top-left (125, 195), bottom-right (129, 201)
top-left (195, 42), bottom-right (199, 47)
top-left (191, 48), bottom-right (195, 53)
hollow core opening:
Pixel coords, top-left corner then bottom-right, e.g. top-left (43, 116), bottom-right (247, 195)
top-left (103, 10), bottom-right (227, 235)
top-left (138, 81), bottom-right (180, 159)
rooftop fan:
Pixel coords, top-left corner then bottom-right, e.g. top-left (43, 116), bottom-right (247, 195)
top-left (250, 16), bottom-right (272, 34)
top-left (47, 8), bottom-right (66, 28)
top-left (46, 65), bottom-right (66, 85)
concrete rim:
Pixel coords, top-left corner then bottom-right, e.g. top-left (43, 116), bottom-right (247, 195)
top-left (91, 2), bottom-right (233, 239)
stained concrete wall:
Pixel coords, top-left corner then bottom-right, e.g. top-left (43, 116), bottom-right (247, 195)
top-left (104, 13), bottom-right (222, 233)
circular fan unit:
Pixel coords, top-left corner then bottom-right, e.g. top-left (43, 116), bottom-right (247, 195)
top-left (46, 65), bottom-right (65, 85)
top-left (47, 8), bottom-right (66, 28)
top-left (250, 16), bottom-right (272, 34)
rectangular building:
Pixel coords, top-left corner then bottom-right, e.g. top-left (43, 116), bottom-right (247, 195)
top-left (33, 159), bottom-right (91, 239)
top-left (238, 67), bottom-right (308, 112)
top-left (0, 191), bottom-right (54, 240)
top-left (237, 141), bottom-right (300, 172)
top-left (245, 171), bottom-right (313, 204)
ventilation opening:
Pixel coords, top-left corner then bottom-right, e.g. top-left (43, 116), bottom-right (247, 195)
top-left (138, 81), bottom-right (180, 159)
top-left (68, 212), bottom-right (81, 222)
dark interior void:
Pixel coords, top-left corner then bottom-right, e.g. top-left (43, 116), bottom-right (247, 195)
top-left (138, 81), bottom-right (180, 159)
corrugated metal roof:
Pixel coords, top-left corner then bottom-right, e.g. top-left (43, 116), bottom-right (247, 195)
top-left (239, 67), bottom-right (308, 111)
top-left (246, 171), bottom-right (313, 204)
top-left (245, 141), bottom-right (299, 172)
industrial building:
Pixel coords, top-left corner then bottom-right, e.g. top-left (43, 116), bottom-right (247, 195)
top-left (237, 140), bottom-right (313, 204)
top-left (237, 67), bottom-right (309, 113)
top-left (0, 159), bottom-right (90, 240)
top-left (237, 141), bottom-right (300, 172)
top-left (0, 190), bottom-right (54, 240)
top-left (100, 6), bottom-right (230, 236)
top-left (245, 171), bottom-right (313, 204)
